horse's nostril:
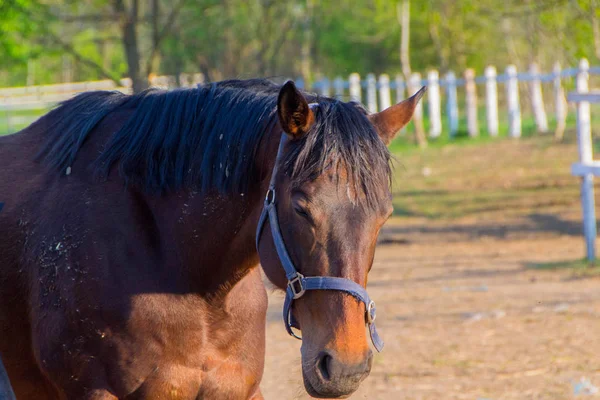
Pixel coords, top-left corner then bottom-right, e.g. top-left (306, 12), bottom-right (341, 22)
top-left (317, 351), bottom-right (332, 382)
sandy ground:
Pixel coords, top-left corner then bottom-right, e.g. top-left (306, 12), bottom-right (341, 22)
top-left (260, 214), bottom-right (600, 399)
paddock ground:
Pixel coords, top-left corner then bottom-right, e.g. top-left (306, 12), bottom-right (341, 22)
top-left (260, 135), bottom-right (600, 399)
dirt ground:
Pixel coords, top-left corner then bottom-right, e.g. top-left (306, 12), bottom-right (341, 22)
top-left (260, 137), bottom-right (600, 399)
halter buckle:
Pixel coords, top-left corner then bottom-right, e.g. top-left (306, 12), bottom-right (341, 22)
top-left (367, 300), bottom-right (377, 324)
top-left (288, 273), bottom-right (305, 299)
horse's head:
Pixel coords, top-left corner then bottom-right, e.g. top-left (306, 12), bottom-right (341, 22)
top-left (257, 81), bottom-right (424, 398)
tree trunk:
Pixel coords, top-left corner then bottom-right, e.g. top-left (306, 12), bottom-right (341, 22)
top-left (398, 0), bottom-right (411, 80)
top-left (591, 0), bottom-right (600, 60)
top-left (397, 0), bottom-right (426, 148)
top-left (113, 0), bottom-right (147, 93)
top-left (301, 0), bottom-right (314, 86)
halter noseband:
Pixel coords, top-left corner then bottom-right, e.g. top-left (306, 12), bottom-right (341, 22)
top-left (255, 108), bottom-right (384, 352)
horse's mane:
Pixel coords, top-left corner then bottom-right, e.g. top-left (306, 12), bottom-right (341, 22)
top-left (36, 78), bottom-right (391, 205)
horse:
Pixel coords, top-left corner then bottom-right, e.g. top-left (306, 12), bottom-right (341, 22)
top-left (0, 78), bottom-right (424, 399)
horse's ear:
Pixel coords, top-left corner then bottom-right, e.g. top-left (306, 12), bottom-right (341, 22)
top-left (277, 80), bottom-right (315, 139)
top-left (368, 86), bottom-right (427, 145)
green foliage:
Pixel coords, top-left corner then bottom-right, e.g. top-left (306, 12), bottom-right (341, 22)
top-left (0, 0), bottom-right (46, 65)
top-left (1, 0), bottom-right (600, 87)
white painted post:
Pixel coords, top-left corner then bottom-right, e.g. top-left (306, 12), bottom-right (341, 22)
top-left (485, 66), bottom-right (499, 136)
top-left (446, 71), bottom-right (459, 138)
top-left (409, 72), bottom-right (426, 145)
top-left (465, 68), bottom-right (479, 137)
top-left (506, 65), bottom-right (522, 138)
top-left (192, 73), bottom-right (204, 86)
top-left (0, 357), bottom-right (16, 400)
top-left (62, 55), bottom-right (73, 83)
top-left (576, 58), bottom-right (596, 261)
top-left (321, 78), bottom-right (331, 97)
top-left (27, 59), bottom-right (35, 86)
top-left (378, 74), bottom-right (391, 110)
top-left (349, 73), bottom-right (361, 103)
top-left (428, 70), bottom-right (442, 138)
top-left (409, 73), bottom-right (424, 120)
top-left (554, 62), bottom-right (567, 140)
top-left (366, 73), bottom-right (378, 112)
top-left (395, 74), bottom-right (407, 135)
top-left (395, 74), bottom-right (406, 103)
top-left (334, 76), bottom-right (344, 100)
top-left (530, 63), bottom-right (549, 133)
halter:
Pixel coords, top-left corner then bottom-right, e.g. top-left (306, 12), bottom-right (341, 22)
top-left (255, 110), bottom-right (384, 352)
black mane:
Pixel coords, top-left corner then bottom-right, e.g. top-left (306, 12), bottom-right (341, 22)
top-left (37, 78), bottom-right (391, 205)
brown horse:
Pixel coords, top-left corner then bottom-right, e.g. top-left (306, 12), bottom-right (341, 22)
top-left (0, 78), bottom-right (423, 399)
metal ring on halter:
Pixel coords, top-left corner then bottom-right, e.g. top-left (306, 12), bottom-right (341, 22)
top-left (265, 188), bottom-right (275, 204)
top-left (367, 300), bottom-right (376, 324)
top-left (287, 308), bottom-right (303, 340)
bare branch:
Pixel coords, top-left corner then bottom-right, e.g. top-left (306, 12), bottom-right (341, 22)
top-left (144, 0), bottom-right (187, 76)
top-left (11, 2), bottom-right (123, 86)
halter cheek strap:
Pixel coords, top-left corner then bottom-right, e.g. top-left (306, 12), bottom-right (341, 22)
top-left (255, 118), bottom-right (384, 352)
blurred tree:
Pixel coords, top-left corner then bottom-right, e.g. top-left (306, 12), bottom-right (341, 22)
top-left (1, 0), bottom-right (600, 89)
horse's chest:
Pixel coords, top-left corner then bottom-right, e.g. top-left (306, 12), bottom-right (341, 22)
top-left (125, 293), bottom-right (235, 365)
top-left (117, 290), bottom-right (265, 399)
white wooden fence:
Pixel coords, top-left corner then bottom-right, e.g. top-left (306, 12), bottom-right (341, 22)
top-left (309, 58), bottom-right (600, 139)
top-left (569, 61), bottom-right (600, 262)
top-left (0, 73), bottom-right (204, 133)
top-left (0, 61), bottom-right (598, 137)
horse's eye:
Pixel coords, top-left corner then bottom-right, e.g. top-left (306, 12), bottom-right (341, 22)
top-left (294, 207), bottom-right (309, 219)
top-left (294, 207), bottom-right (314, 225)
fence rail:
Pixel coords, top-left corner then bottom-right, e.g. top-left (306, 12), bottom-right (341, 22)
top-left (568, 89), bottom-right (600, 262)
top-left (309, 59), bottom-right (598, 140)
top-left (0, 60), bottom-right (598, 138)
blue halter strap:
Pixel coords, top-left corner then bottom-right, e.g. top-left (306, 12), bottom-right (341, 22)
top-left (255, 122), bottom-right (384, 352)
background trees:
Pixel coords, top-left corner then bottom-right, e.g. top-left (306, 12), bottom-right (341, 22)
top-left (1, 0), bottom-right (598, 90)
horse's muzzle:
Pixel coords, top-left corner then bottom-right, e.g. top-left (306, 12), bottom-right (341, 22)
top-left (303, 349), bottom-right (373, 398)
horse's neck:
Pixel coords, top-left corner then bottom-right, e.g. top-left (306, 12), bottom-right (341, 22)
top-left (144, 134), bottom-right (280, 298)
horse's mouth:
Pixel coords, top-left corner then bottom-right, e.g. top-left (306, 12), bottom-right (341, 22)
top-left (302, 371), bottom-right (354, 399)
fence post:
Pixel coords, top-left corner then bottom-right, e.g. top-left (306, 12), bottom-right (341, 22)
top-left (576, 58), bottom-right (596, 261)
top-left (409, 72), bottom-right (427, 147)
top-left (192, 73), bottom-right (204, 86)
top-left (366, 73), bottom-right (378, 112)
top-left (428, 70), bottom-right (442, 138)
top-left (27, 59), bottom-right (35, 86)
top-left (395, 74), bottom-right (407, 135)
top-left (378, 74), bottom-right (391, 110)
top-left (395, 74), bottom-right (406, 103)
top-left (0, 356), bottom-right (16, 400)
top-left (554, 62), bottom-right (567, 141)
top-left (465, 68), bottom-right (479, 137)
top-left (334, 76), bottom-right (344, 100)
top-left (349, 73), bottom-right (361, 103)
top-left (530, 63), bottom-right (549, 133)
top-left (506, 65), bottom-right (521, 138)
top-left (485, 66), bottom-right (499, 136)
top-left (321, 78), bottom-right (331, 97)
top-left (62, 55), bottom-right (73, 83)
top-left (446, 71), bottom-right (459, 138)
